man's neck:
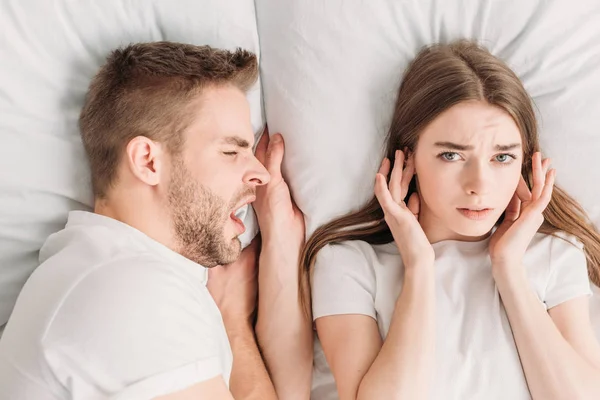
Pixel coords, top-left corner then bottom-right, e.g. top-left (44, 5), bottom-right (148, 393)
top-left (94, 191), bottom-right (178, 254)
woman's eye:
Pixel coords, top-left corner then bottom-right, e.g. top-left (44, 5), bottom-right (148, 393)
top-left (495, 153), bottom-right (515, 163)
top-left (223, 151), bottom-right (238, 156)
top-left (440, 152), bottom-right (460, 161)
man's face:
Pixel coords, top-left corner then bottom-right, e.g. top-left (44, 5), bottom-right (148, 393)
top-left (414, 100), bottom-right (524, 243)
top-left (167, 85), bottom-right (269, 267)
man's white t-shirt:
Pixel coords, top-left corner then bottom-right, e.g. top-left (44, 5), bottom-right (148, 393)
top-left (310, 232), bottom-right (593, 400)
top-left (0, 211), bottom-right (232, 400)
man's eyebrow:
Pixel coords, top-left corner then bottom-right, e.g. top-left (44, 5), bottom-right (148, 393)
top-left (222, 136), bottom-right (251, 148)
top-left (434, 142), bottom-right (521, 151)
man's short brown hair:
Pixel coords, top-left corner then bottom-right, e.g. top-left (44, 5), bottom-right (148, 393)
top-left (79, 41), bottom-right (258, 198)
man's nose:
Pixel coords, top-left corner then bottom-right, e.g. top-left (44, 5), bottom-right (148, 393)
top-left (244, 156), bottom-right (271, 187)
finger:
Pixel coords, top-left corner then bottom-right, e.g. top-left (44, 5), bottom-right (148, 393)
top-left (516, 175), bottom-right (532, 202)
top-left (374, 173), bottom-right (399, 214)
top-left (504, 191), bottom-right (521, 222)
top-left (531, 152), bottom-right (545, 200)
top-left (542, 157), bottom-right (551, 176)
top-left (265, 133), bottom-right (285, 183)
top-left (378, 157), bottom-right (391, 177)
top-left (406, 192), bottom-right (420, 217)
top-left (400, 153), bottom-right (415, 201)
top-left (389, 150), bottom-right (405, 203)
top-left (536, 168), bottom-right (555, 211)
top-left (255, 126), bottom-right (269, 165)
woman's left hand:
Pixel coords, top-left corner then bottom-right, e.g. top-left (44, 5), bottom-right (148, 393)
top-left (489, 152), bottom-right (555, 271)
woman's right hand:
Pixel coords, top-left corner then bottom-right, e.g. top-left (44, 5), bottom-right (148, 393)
top-left (374, 149), bottom-right (434, 269)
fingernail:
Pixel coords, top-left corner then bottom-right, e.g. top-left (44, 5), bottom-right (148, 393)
top-left (395, 149), bottom-right (400, 158)
top-left (272, 134), bottom-right (282, 143)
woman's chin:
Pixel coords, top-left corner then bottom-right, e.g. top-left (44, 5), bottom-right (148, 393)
top-left (451, 219), bottom-right (496, 239)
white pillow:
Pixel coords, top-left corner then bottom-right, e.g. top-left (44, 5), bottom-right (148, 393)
top-left (256, 0), bottom-right (600, 334)
top-left (0, 0), bottom-right (262, 331)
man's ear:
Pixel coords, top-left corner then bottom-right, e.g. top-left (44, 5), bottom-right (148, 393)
top-left (124, 136), bottom-right (163, 186)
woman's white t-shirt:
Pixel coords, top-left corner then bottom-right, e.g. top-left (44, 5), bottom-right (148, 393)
top-left (311, 232), bottom-right (593, 400)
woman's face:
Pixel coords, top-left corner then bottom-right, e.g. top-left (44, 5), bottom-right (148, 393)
top-left (413, 100), bottom-right (524, 243)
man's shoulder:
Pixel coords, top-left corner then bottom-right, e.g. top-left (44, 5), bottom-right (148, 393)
top-left (37, 219), bottom-right (207, 297)
top-left (39, 215), bottom-right (145, 266)
top-left (43, 253), bottom-right (221, 345)
top-left (53, 252), bottom-right (212, 315)
top-left (39, 258), bottom-right (229, 400)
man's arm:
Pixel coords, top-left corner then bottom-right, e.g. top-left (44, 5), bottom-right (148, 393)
top-left (255, 237), bottom-right (313, 400)
top-left (154, 376), bottom-right (234, 400)
top-left (253, 130), bottom-right (313, 399)
top-left (207, 239), bottom-right (278, 400)
top-left (227, 322), bottom-right (279, 399)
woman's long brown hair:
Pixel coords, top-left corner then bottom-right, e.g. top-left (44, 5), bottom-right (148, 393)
top-left (299, 40), bottom-right (600, 316)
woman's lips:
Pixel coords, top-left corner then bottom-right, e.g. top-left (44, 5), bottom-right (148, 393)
top-left (457, 208), bottom-right (494, 221)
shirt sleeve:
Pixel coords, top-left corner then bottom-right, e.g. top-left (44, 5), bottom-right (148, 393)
top-left (544, 235), bottom-right (593, 309)
top-left (42, 256), bottom-right (229, 400)
top-left (311, 241), bottom-right (377, 321)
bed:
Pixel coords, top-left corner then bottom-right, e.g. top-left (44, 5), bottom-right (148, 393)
top-left (1, 0), bottom-right (598, 395)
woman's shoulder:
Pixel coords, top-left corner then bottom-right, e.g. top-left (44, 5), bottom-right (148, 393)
top-left (316, 239), bottom-right (397, 266)
top-left (528, 231), bottom-right (584, 253)
top-left (525, 231), bottom-right (585, 267)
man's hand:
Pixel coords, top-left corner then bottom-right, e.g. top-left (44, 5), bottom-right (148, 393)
top-left (206, 237), bottom-right (260, 332)
top-left (252, 126), bottom-right (313, 400)
top-left (253, 127), bottom-right (305, 248)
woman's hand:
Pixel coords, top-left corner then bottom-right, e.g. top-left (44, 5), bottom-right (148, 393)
top-left (375, 149), bottom-right (434, 269)
top-left (489, 152), bottom-right (556, 271)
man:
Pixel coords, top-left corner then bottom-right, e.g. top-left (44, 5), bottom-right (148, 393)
top-left (0, 42), bottom-right (312, 399)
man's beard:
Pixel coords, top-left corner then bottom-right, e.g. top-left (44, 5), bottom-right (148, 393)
top-left (167, 158), bottom-right (246, 267)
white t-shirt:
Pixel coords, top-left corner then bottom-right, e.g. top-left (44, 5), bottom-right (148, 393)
top-left (0, 211), bottom-right (232, 400)
top-left (311, 232), bottom-right (593, 400)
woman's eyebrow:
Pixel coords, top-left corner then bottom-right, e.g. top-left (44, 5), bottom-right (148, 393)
top-left (434, 141), bottom-right (473, 151)
top-left (495, 143), bottom-right (521, 151)
top-left (434, 141), bottom-right (521, 151)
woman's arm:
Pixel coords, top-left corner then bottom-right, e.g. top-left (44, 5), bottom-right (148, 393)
top-left (316, 151), bottom-right (434, 399)
top-left (317, 263), bottom-right (435, 400)
top-left (489, 154), bottom-right (600, 399)
top-left (494, 267), bottom-right (600, 399)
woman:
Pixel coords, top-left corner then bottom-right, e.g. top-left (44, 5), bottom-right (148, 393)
top-left (302, 40), bottom-right (600, 399)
